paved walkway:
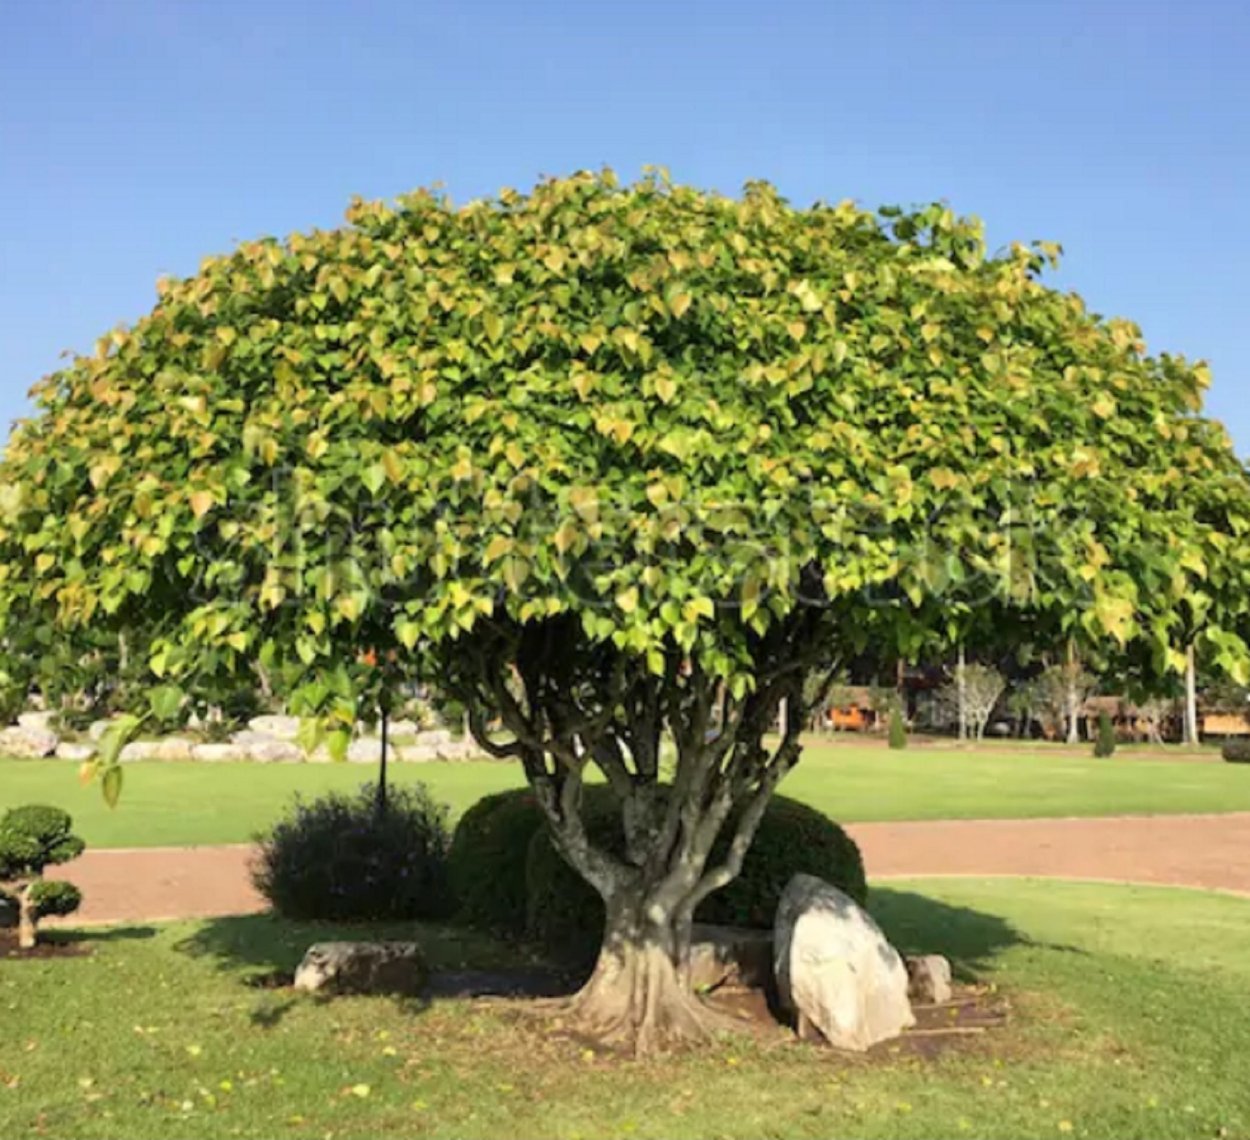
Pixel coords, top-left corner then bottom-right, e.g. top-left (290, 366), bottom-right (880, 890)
top-left (57, 812), bottom-right (1250, 925)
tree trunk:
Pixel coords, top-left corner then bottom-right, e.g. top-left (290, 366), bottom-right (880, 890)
top-left (957, 645), bottom-right (967, 742)
top-left (17, 884), bottom-right (36, 950)
top-left (1065, 641), bottom-right (1081, 745)
top-left (565, 886), bottom-right (729, 1055)
top-left (1184, 644), bottom-right (1200, 746)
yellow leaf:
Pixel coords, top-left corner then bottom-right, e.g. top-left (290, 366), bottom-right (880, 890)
top-left (225, 631), bottom-right (248, 651)
top-left (579, 333), bottom-right (602, 355)
top-left (484, 535), bottom-right (513, 564)
top-left (553, 519), bottom-right (579, 554)
top-left (1091, 395), bottom-right (1117, 419)
top-left (616, 586), bottom-right (639, 614)
top-left (668, 293), bottom-right (692, 319)
top-left (929, 468), bottom-right (960, 491)
top-left (654, 375), bottom-right (677, 404)
top-left (483, 312), bottom-right (503, 342)
top-left (451, 455), bottom-right (473, 481)
top-left (786, 320), bottom-right (807, 341)
top-left (504, 441), bottom-right (526, 468)
top-left (543, 248), bottom-right (566, 273)
top-left (382, 449), bottom-right (405, 484)
top-left (188, 490), bottom-right (214, 518)
top-left (920, 323), bottom-right (941, 343)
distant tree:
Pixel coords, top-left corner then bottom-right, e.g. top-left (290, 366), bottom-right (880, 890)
top-left (936, 663), bottom-right (1006, 741)
top-left (1093, 711), bottom-right (1117, 758)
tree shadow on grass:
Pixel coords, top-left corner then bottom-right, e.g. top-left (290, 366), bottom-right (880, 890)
top-left (176, 912), bottom-right (577, 1029)
top-left (869, 887), bottom-right (1087, 980)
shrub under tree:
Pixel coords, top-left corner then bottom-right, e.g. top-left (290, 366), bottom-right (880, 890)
top-left (2, 172), bottom-right (1250, 1050)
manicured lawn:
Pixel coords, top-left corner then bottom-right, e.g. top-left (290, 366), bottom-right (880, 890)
top-left (2, 739), bottom-right (1249, 848)
top-left (2, 878), bottom-right (1247, 1139)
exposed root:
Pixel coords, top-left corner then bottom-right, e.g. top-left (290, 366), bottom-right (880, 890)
top-left (551, 944), bottom-right (745, 1056)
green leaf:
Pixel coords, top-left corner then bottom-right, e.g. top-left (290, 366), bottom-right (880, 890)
top-left (102, 766), bottom-right (123, 810)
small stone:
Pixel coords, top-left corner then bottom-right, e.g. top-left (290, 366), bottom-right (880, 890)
top-left (688, 924), bottom-right (773, 990)
top-left (293, 942), bottom-right (428, 996)
top-left (55, 741), bottom-right (96, 762)
top-left (246, 739), bottom-right (302, 763)
top-left (905, 954), bottom-right (953, 1005)
top-left (774, 873), bottom-right (915, 1052)
top-left (0, 726), bottom-right (59, 758)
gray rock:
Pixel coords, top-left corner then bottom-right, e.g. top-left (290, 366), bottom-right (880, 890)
top-left (0, 725), bottom-right (59, 758)
top-left (395, 743), bottom-right (438, 763)
top-left (247, 715), bottom-right (302, 741)
top-left (246, 739), bottom-right (303, 763)
top-left (689, 924), bottom-right (773, 991)
top-left (905, 954), bottom-right (952, 1004)
top-left (55, 741), bottom-right (96, 762)
top-left (293, 942), bottom-right (428, 996)
top-left (17, 711), bottom-right (57, 734)
top-left (386, 718), bottom-right (420, 737)
top-left (119, 738), bottom-right (194, 762)
top-left (774, 874), bottom-right (915, 1052)
top-left (191, 743), bottom-right (248, 763)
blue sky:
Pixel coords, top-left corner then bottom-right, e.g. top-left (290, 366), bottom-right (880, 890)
top-left (1, 0), bottom-right (1246, 454)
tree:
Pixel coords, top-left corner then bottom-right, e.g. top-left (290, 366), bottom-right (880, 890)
top-left (0, 806), bottom-right (84, 948)
top-left (887, 707), bottom-right (908, 749)
top-left (1, 171), bottom-right (1249, 1051)
top-left (937, 663), bottom-right (1006, 741)
top-left (1093, 710), bottom-right (1117, 758)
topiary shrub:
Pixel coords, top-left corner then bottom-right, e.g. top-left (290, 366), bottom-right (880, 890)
top-left (1222, 739), bottom-right (1250, 763)
top-left (888, 707), bottom-right (908, 749)
top-left (1093, 711), bottom-right (1117, 758)
top-left (0, 804), bottom-right (85, 948)
top-left (525, 792), bottom-right (867, 962)
top-left (252, 782), bottom-right (452, 922)
top-left (446, 788), bottom-right (545, 933)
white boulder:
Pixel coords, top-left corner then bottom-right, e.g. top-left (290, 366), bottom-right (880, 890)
top-left (17, 711), bottom-right (57, 734)
top-left (774, 874), bottom-right (915, 1052)
top-left (120, 738), bottom-right (194, 762)
top-left (191, 742), bottom-right (248, 762)
top-left (55, 741), bottom-right (96, 762)
top-left (247, 715), bottom-right (302, 741)
top-left (0, 725), bottom-right (59, 758)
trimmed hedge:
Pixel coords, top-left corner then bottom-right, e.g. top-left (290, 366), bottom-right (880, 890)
top-left (1223, 739), bottom-right (1250, 763)
top-left (524, 792), bottom-right (867, 961)
top-left (447, 789), bottom-right (546, 932)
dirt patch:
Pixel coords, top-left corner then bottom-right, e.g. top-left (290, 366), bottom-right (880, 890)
top-left (706, 981), bottom-right (1009, 1060)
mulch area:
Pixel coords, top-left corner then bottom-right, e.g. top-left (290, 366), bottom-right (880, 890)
top-left (50, 812), bottom-right (1250, 929)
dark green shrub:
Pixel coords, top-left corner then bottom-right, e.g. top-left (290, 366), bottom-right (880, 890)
top-left (525, 792), bottom-right (867, 962)
top-left (1222, 739), bottom-right (1250, 763)
top-left (888, 707), bottom-right (907, 749)
top-left (1093, 711), bottom-right (1117, 758)
top-left (252, 783), bottom-right (452, 921)
top-left (447, 788), bottom-right (545, 933)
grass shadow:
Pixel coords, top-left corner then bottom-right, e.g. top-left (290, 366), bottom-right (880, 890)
top-left (869, 887), bottom-right (1086, 979)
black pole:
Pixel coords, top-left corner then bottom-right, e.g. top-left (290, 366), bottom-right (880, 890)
top-left (376, 708), bottom-right (389, 818)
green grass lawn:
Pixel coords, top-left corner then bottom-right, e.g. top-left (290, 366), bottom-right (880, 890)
top-left (2, 739), bottom-right (1248, 848)
top-left (2, 878), bottom-right (1247, 1139)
